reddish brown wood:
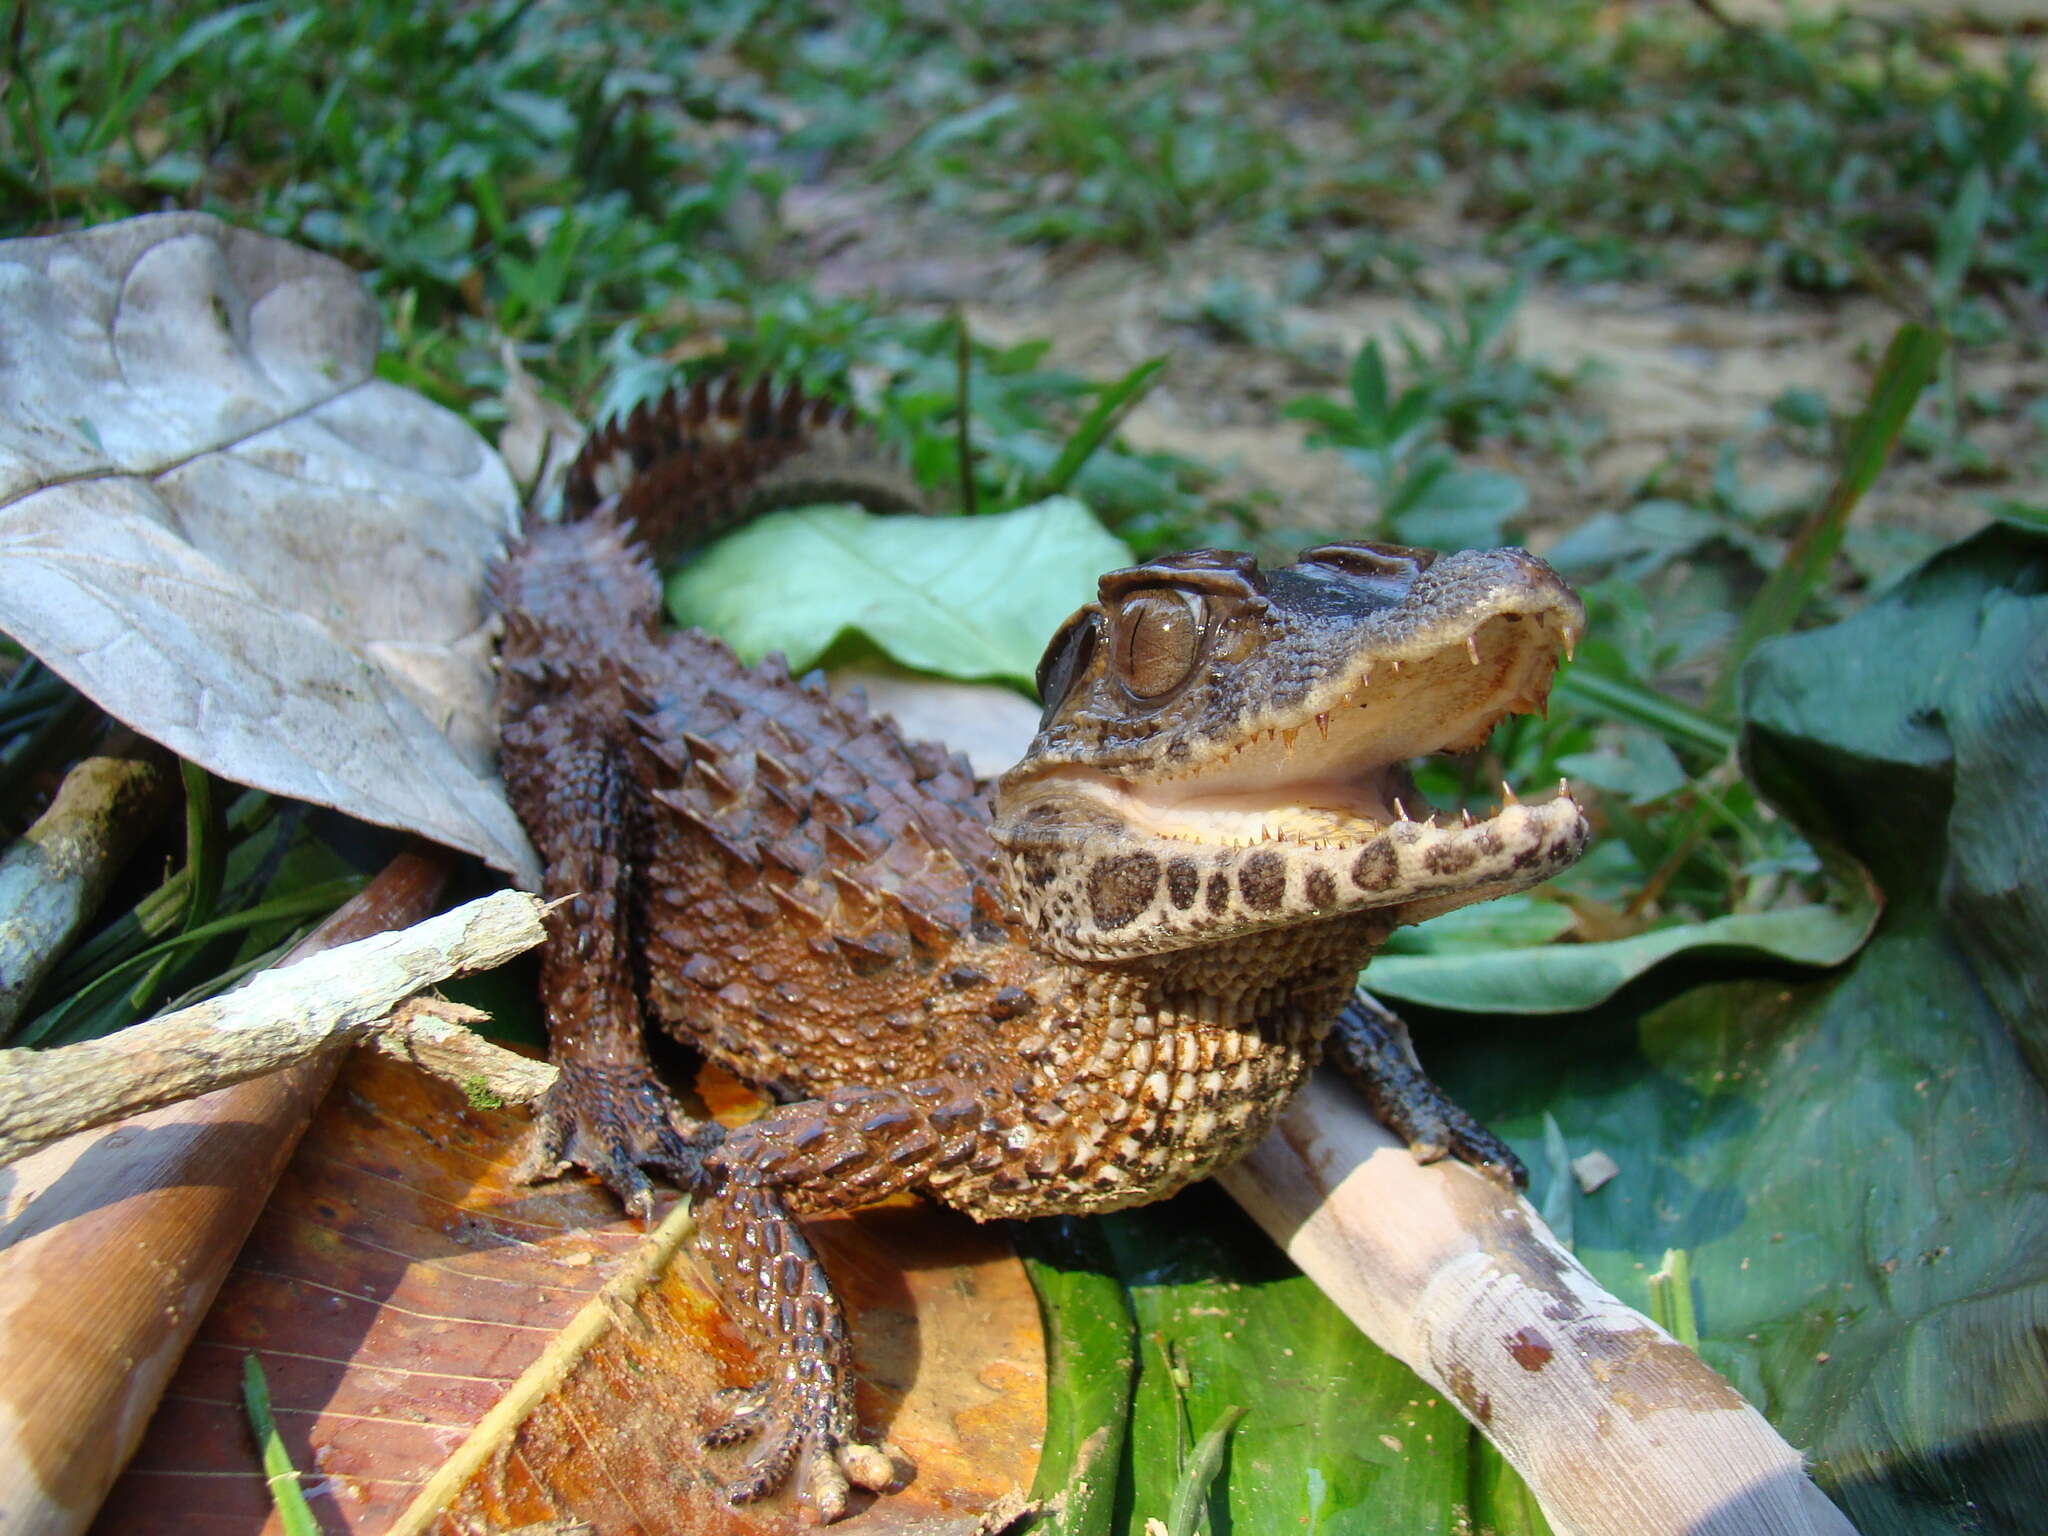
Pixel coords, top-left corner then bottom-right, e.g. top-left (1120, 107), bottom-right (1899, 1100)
top-left (0, 848), bottom-right (450, 1535)
top-left (101, 1048), bottom-right (1043, 1534)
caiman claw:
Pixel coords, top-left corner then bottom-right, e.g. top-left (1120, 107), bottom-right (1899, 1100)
top-left (705, 1381), bottom-right (909, 1523)
top-left (511, 1059), bottom-right (723, 1221)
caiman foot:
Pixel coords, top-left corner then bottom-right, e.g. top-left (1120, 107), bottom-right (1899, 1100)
top-left (1328, 990), bottom-right (1527, 1187)
top-left (704, 1381), bottom-right (908, 1523)
top-left (512, 1059), bottom-right (724, 1221)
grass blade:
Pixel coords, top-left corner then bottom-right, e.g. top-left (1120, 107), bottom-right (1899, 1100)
top-left (1165, 1403), bottom-right (1245, 1536)
top-left (1554, 669), bottom-right (1737, 758)
top-left (18, 877), bottom-right (365, 1045)
top-left (956, 309), bottom-right (977, 516)
top-left (178, 760), bottom-right (226, 934)
top-left (1036, 356), bottom-right (1168, 499)
top-left (1713, 321), bottom-right (1943, 712)
top-left (242, 1355), bottom-right (322, 1536)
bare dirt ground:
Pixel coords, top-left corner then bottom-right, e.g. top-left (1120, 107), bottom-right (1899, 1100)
top-left (789, 174), bottom-right (2044, 567)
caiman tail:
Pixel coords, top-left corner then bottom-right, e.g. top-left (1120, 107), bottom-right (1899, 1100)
top-left (491, 374), bottom-right (928, 702)
top-left (554, 374), bottom-right (926, 566)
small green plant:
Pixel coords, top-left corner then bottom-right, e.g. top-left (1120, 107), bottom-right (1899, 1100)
top-left (1284, 328), bottom-right (1531, 553)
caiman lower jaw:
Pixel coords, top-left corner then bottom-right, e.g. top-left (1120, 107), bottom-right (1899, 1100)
top-left (993, 768), bottom-right (1591, 964)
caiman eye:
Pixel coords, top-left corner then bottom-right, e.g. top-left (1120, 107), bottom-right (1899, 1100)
top-left (1035, 609), bottom-right (1100, 723)
top-left (1115, 590), bottom-right (1205, 700)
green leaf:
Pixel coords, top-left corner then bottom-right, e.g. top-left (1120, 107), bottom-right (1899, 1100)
top-left (1555, 725), bottom-right (1688, 805)
top-left (1018, 1217), bottom-right (1137, 1536)
top-left (1435, 524), bottom-right (2048, 1533)
top-left (665, 498), bottom-right (1132, 688)
top-left (1367, 901), bottom-right (1875, 1014)
top-left (1281, 395), bottom-right (1369, 442)
top-left (1387, 467), bottom-right (1526, 551)
top-left (1348, 341), bottom-right (1391, 437)
top-left (1096, 1188), bottom-right (1535, 1536)
top-left (1378, 893), bottom-right (1576, 956)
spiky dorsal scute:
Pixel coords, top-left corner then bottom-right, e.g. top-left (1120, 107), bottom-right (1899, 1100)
top-left (559, 375), bottom-right (922, 566)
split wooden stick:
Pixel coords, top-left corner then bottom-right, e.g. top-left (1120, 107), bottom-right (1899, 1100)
top-left (1220, 1071), bottom-right (1861, 1536)
top-left (0, 887), bottom-right (552, 1166)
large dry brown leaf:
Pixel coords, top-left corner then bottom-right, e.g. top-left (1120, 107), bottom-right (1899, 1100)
top-left (100, 1049), bottom-right (1043, 1534)
top-left (0, 212), bottom-right (537, 886)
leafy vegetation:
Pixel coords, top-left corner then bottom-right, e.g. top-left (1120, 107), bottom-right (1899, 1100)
top-left (3, 0), bottom-right (2044, 1531)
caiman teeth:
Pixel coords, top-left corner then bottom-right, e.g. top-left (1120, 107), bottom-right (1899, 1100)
top-left (1105, 773), bottom-right (1570, 849)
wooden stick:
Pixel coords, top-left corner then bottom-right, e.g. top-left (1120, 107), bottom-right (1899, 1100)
top-left (1220, 1071), bottom-right (1861, 1536)
top-left (0, 738), bottom-right (175, 1039)
top-left (0, 848), bottom-right (451, 1536)
top-left (0, 888), bottom-right (551, 1166)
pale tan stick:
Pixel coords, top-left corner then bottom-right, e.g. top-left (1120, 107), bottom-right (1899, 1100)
top-left (0, 740), bottom-right (175, 1039)
top-left (0, 888), bottom-right (550, 1166)
top-left (1219, 1070), bottom-right (1861, 1536)
top-left (0, 848), bottom-right (450, 1536)
top-left (366, 993), bottom-right (556, 1105)
top-left (385, 1196), bottom-right (700, 1536)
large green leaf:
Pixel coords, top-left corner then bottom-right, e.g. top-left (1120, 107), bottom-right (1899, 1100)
top-left (664, 497), bottom-right (1131, 688)
top-left (1426, 524), bottom-right (2048, 1535)
top-left (1367, 899), bottom-right (1874, 1014)
top-left (1092, 1186), bottom-right (1544, 1536)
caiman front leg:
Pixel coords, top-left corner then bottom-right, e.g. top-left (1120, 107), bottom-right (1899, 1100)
top-left (1327, 988), bottom-right (1527, 1187)
top-left (692, 1074), bottom-right (1007, 1522)
top-left (509, 727), bottom-right (719, 1217)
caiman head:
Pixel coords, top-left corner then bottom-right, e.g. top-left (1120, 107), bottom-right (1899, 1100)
top-left (992, 542), bottom-right (1590, 962)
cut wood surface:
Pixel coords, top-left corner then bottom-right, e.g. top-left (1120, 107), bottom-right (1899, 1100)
top-left (0, 849), bottom-right (451, 1536)
top-left (99, 1050), bottom-right (1046, 1534)
top-left (1221, 1070), bottom-right (1862, 1536)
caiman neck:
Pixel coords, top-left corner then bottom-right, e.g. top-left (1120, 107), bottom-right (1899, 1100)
top-left (1079, 908), bottom-right (1394, 1021)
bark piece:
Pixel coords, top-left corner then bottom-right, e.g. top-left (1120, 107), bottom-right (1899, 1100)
top-left (0, 888), bottom-right (549, 1165)
top-left (0, 738), bottom-right (175, 1039)
top-left (0, 848), bottom-right (451, 1536)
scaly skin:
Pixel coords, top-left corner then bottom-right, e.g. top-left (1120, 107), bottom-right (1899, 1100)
top-left (492, 377), bottom-right (1590, 1521)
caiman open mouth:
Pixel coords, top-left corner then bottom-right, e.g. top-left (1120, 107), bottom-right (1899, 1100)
top-left (1059, 607), bottom-right (1580, 852)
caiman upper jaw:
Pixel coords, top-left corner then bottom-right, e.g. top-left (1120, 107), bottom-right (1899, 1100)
top-left (993, 540), bottom-right (1592, 962)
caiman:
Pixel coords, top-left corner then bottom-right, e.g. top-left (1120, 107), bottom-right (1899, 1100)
top-left (492, 377), bottom-right (1589, 1521)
